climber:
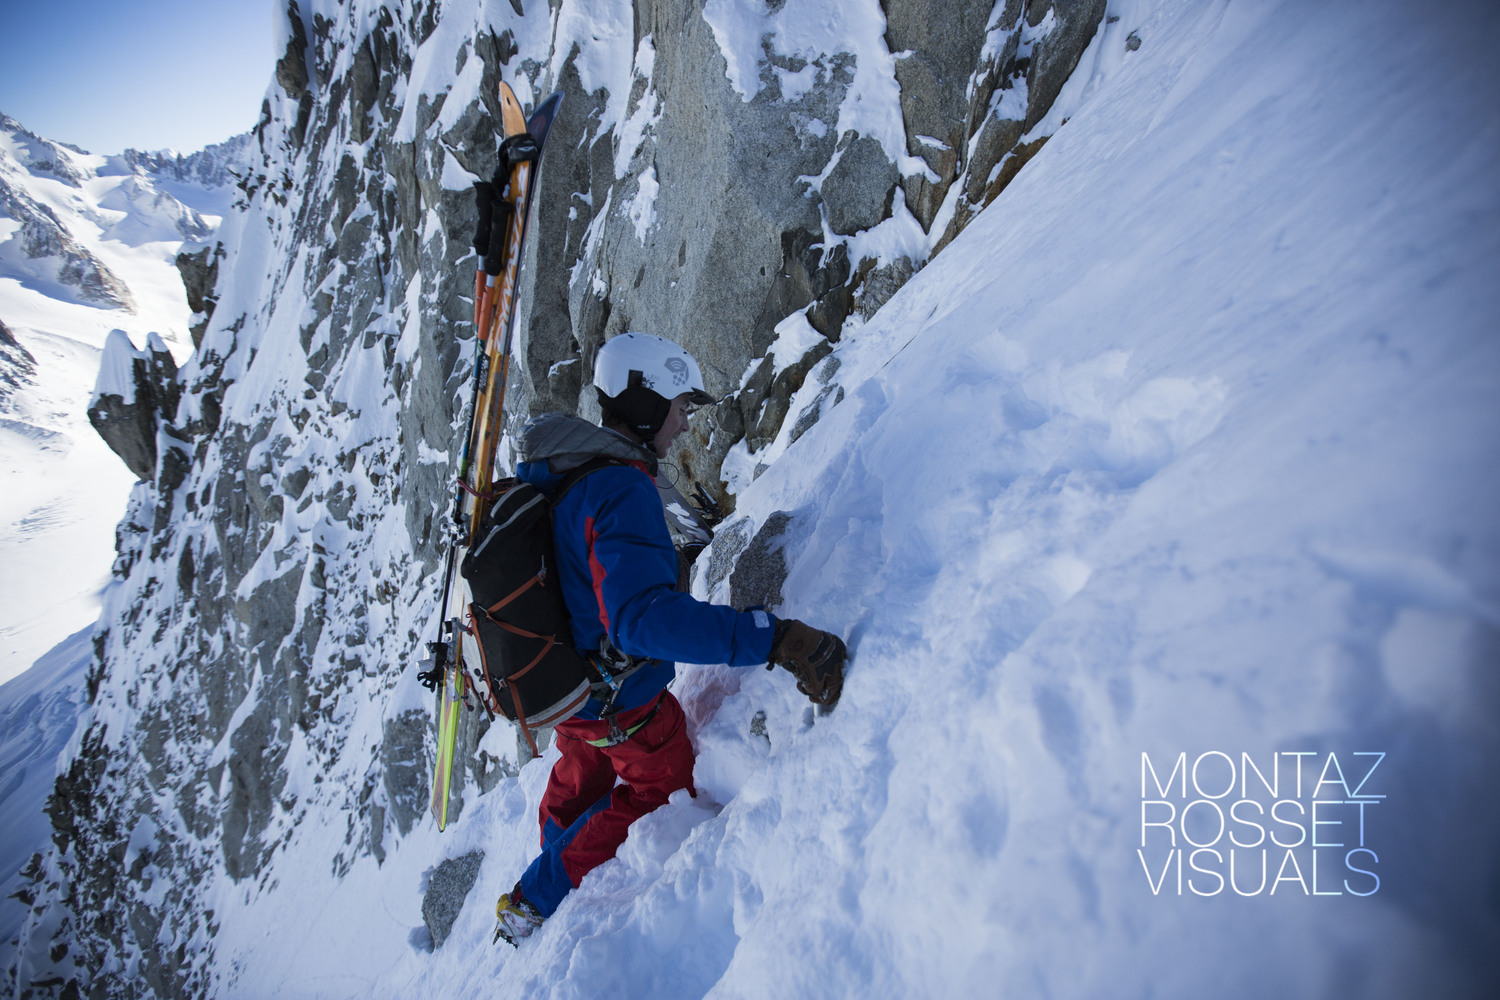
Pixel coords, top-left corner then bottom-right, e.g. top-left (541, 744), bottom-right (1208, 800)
top-left (493, 332), bottom-right (846, 945)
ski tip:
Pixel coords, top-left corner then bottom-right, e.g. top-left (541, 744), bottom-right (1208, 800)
top-left (527, 91), bottom-right (565, 141)
top-left (498, 82), bottom-right (527, 135)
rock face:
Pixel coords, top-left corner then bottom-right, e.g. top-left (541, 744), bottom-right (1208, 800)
top-left (174, 243), bottom-right (222, 348)
top-left (86, 331), bottom-right (182, 482)
top-left (9, 2), bottom-right (1110, 996)
top-left (511, 0), bottom-right (1108, 501)
top-left (0, 317), bottom-right (37, 408)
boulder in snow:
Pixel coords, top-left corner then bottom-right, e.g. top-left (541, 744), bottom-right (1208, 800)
top-left (421, 851), bottom-right (486, 949)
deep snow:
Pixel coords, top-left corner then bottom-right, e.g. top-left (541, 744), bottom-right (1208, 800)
top-left (181, 0), bottom-right (1500, 998)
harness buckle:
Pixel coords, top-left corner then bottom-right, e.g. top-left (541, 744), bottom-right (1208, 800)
top-left (595, 636), bottom-right (637, 676)
top-left (586, 703), bottom-right (658, 748)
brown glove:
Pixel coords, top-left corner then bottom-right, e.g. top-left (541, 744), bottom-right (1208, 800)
top-left (768, 619), bottom-right (846, 707)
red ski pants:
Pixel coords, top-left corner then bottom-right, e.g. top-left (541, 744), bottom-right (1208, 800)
top-left (539, 692), bottom-right (696, 891)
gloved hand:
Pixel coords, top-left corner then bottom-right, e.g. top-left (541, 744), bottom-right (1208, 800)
top-left (768, 619), bottom-right (846, 707)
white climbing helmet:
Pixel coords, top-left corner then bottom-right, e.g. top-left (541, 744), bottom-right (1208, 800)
top-left (592, 332), bottom-right (715, 405)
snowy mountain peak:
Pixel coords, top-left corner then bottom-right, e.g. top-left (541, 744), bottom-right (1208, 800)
top-left (121, 133), bottom-right (254, 193)
top-left (0, 113), bottom-right (89, 188)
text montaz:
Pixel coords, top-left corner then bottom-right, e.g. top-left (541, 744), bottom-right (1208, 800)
top-left (1138, 751), bottom-right (1384, 897)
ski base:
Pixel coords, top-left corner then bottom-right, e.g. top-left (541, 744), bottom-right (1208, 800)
top-left (429, 661), bottom-right (464, 830)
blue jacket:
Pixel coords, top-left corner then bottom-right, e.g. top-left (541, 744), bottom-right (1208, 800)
top-left (516, 414), bottom-right (776, 720)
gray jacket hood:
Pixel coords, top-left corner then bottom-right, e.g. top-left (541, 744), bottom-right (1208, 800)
top-left (518, 412), bottom-right (658, 476)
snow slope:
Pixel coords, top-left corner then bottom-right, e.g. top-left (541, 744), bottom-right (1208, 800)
top-left (0, 628), bottom-right (91, 952)
top-left (191, 0), bottom-right (1499, 998)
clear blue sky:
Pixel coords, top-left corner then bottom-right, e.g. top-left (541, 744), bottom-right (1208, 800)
top-left (0, 0), bottom-right (275, 155)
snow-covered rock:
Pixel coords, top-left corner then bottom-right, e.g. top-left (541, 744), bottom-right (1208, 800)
top-left (0, 316), bottom-right (36, 405)
top-left (85, 329), bottom-right (180, 481)
top-left (518, 0), bottom-right (1109, 490)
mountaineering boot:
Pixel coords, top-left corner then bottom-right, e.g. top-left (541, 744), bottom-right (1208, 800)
top-left (494, 885), bottom-right (544, 946)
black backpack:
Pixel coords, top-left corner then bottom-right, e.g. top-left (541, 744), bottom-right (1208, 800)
top-left (457, 457), bottom-right (625, 754)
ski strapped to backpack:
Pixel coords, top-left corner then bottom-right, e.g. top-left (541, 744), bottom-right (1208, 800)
top-left (457, 457), bottom-right (654, 756)
top-left (420, 84), bottom-right (562, 831)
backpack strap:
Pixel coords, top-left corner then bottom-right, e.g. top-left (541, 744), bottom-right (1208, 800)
top-left (549, 455), bottom-right (632, 501)
top-left (542, 454), bottom-right (656, 723)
